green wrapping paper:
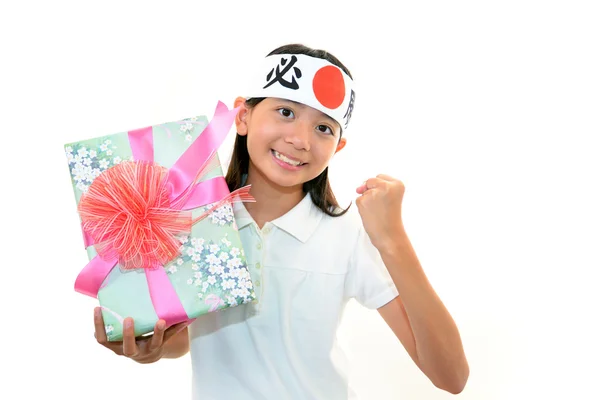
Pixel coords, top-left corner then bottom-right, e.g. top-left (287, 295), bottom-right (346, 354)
top-left (65, 109), bottom-right (256, 341)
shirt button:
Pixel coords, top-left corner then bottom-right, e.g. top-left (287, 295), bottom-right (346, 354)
top-left (263, 225), bottom-right (272, 234)
top-left (255, 280), bottom-right (261, 287)
top-left (256, 262), bottom-right (261, 269)
top-left (256, 242), bottom-right (262, 250)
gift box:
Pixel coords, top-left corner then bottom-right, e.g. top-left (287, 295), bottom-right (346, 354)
top-left (65, 102), bottom-right (255, 341)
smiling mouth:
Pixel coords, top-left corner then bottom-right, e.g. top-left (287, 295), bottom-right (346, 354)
top-left (271, 149), bottom-right (307, 166)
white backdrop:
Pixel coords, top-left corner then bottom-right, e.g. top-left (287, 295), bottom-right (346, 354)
top-left (1, 1), bottom-right (599, 399)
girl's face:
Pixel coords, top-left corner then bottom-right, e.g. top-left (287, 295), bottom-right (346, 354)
top-left (234, 96), bottom-right (347, 190)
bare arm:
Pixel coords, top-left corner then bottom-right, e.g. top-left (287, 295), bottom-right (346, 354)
top-left (377, 233), bottom-right (469, 394)
top-left (355, 175), bottom-right (469, 394)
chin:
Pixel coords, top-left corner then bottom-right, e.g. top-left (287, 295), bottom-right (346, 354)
top-left (255, 162), bottom-right (306, 189)
top-left (267, 171), bottom-right (307, 189)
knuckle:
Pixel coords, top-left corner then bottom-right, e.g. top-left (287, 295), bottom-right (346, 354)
top-left (123, 349), bottom-right (138, 358)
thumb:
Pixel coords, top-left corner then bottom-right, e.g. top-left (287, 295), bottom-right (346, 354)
top-left (356, 181), bottom-right (368, 194)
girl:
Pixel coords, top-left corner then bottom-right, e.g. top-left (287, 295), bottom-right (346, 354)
top-left (93, 43), bottom-right (469, 399)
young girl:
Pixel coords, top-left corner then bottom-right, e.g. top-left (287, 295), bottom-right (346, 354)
top-left (93, 43), bottom-right (469, 399)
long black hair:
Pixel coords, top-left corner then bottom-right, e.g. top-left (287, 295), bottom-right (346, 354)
top-left (225, 43), bottom-right (353, 217)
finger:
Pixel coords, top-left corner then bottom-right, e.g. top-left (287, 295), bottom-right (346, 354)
top-left (356, 179), bottom-right (376, 194)
top-left (355, 188), bottom-right (375, 207)
top-left (94, 308), bottom-right (125, 354)
top-left (147, 320), bottom-right (167, 352)
top-left (122, 318), bottom-right (140, 358)
top-left (163, 320), bottom-right (192, 343)
top-left (94, 307), bottom-right (109, 345)
top-left (96, 336), bottom-right (125, 354)
top-left (364, 177), bottom-right (385, 190)
top-left (356, 181), bottom-right (368, 194)
top-left (161, 320), bottom-right (194, 346)
top-left (376, 174), bottom-right (396, 182)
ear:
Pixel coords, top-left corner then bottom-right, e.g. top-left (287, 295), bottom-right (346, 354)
top-left (334, 137), bottom-right (347, 154)
top-left (234, 96), bottom-right (250, 136)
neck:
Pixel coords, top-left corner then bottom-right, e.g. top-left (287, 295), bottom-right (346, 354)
top-left (243, 162), bottom-right (305, 229)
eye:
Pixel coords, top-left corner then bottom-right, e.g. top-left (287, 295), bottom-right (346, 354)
top-left (277, 108), bottom-right (294, 118)
top-left (317, 124), bottom-right (334, 135)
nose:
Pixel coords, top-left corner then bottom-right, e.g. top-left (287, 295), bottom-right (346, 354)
top-left (284, 121), bottom-right (311, 151)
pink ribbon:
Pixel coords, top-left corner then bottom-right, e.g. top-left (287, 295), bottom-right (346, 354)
top-left (74, 101), bottom-right (242, 327)
top-left (205, 294), bottom-right (225, 312)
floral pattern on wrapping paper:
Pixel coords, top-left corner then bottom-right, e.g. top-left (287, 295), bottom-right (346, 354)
top-left (156, 116), bottom-right (207, 142)
top-left (65, 140), bottom-right (132, 193)
top-left (196, 201), bottom-right (237, 227)
top-left (167, 234), bottom-right (254, 308)
top-left (179, 117), bottom-right (205, 142)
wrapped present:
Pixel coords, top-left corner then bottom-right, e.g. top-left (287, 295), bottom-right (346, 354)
top-left (65, 101), bottom-right (256, 341)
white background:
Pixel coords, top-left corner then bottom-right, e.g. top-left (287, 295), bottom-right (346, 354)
top-left (1, 1), bottom-right (599, 399)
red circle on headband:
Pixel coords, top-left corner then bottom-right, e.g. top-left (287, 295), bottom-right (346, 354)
top-left (312, 66), bottom-right (345, 109)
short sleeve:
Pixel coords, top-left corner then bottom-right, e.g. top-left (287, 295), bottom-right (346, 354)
top-left (345, 226), bottom-right (399, 309)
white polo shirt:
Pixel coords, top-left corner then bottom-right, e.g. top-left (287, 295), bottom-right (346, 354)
top-left (189, 192), bottom-right (399, 400)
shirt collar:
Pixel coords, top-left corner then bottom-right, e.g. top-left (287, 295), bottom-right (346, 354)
top-left (233, 192), bottom-right (323, 243)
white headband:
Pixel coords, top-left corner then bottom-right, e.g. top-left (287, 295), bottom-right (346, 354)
top-left (245, 53), bottom-right (356, 132)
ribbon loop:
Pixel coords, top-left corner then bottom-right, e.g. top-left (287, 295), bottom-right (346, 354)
top-left (167, 102), bottom-right (239, 203)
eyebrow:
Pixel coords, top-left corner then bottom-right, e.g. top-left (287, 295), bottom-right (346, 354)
top-left (280, 99), bottom-right (305, 107)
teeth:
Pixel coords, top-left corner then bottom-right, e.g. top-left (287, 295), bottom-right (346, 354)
top-left (273, 150), bottom-right (303, 166)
